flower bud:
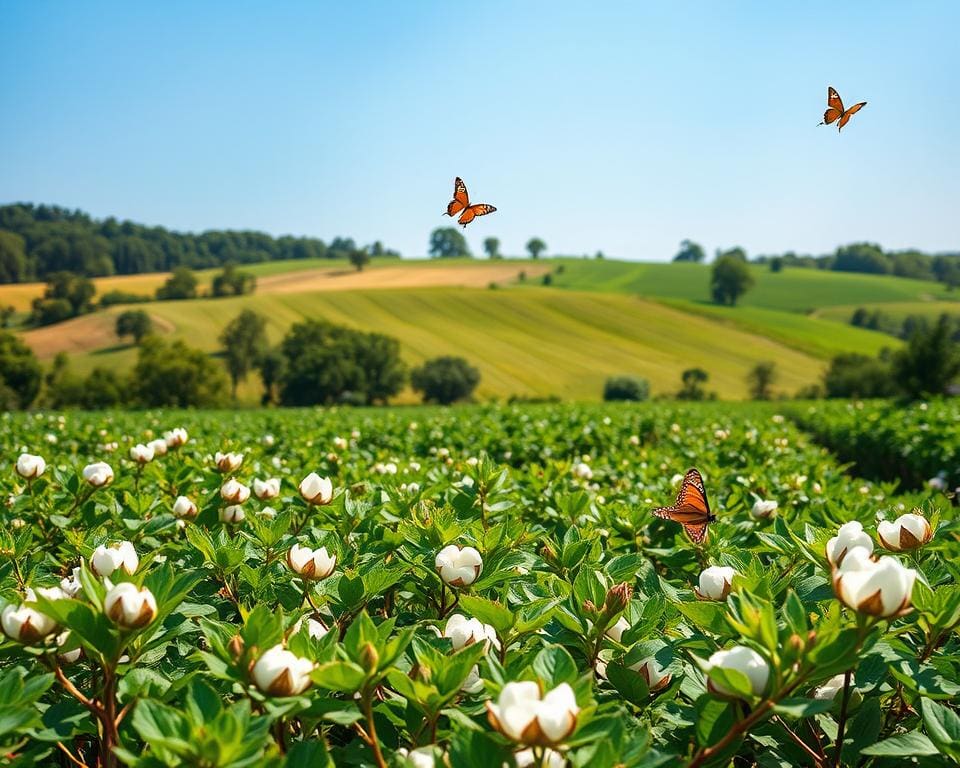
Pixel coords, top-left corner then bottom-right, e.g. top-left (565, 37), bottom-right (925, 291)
top-left (228, 634), bottom-right (245, 660)
top-left (129, 444), bottom-right (155, 464)
top-left (173, 495), bottom-right (198, 519)
top-left (164, 428), bottom-right (188, 448)
top-left (603, 582), bottom-right (632, 615)
top-left (147, 438), bottom-right (168, 457)
top-left (104, 582), bottom-right (157, 629)
top-left (359, 642), bottom-right (380, 672)
top-left (572, 462), bottom-right (593, 480)
top-left (220, 478), bottom-right (250, 504)
top-left (252, 644), bottom-right (314, 696)
top-left (832, 547), bottom-right (916, 617)
top-left (877, 513), bottom-right (933, 551)
top-left (286, 544), bottom-right (336, 580)
top-left (486, 681), bottom-right (579, 746)
top-left (91, 541), bottom-right (139, 578)
top-left (515, 748), bottom-right (565, 768)
top-left (214, 451), bottom-right (244, 473)
top-left (826, 521), bottom-right (873, 567)
top-left (397, 747), bottom-right (438, 768)
top-left (60, 567), bottom-right (82, 598)
top-left (705, 645), bottom-right (769, 697)
top-left (1, 587), bottom-right (61, 643)
top-left (605, 616), bottom-right (630, 642)
top-left (220, 505), bottom-right (245, 524)
top-left (750, 499), bottom-right (778, 519)
top-left (813, 674), bottom-right (846, 701)
top-left (253, 478), bottom-right (281, 500)
top-left (293, 616), bottom-right (329, 640)
top-left (56, 631), bottom-right (82, 664)
top-left (83, 461), bottom-right (114, 488)
top-left (298, 473), bottom-right (333, 505)
top-left (444, 613), bottom-right (500, 651)
top-left (435, 544), bottom-right (483, 587)
top-left (630, 658), bottom-right (672, 692)
top-left (695, 565), bottom-right (737, 601)
top-left (15, 453), bottom-right (46, 479)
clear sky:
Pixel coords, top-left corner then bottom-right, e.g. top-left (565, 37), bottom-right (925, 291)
top-left (1, 1), bottom-right (958, 261)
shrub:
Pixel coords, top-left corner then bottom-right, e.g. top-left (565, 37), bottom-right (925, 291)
top-left (156, 267), bottom-right (198, 300)
top-left (0, 330), bottom-right (41, 408)
top-left (823, 354), bottom-right (897, 398)
top-left (892, 314), bottom-right (960, 398)
top-left (115, 310), bottom-right (153, 345)
top-left (211, 264), bottom-right (256, 297)
top-left (130, 336), bottom-right (228, 407)
top-left (411, 356), bottom-right (481, 404)
top-left (100, 290), bottom-right (151, 307)
top-left (603, 375), bottom-right (650, 402)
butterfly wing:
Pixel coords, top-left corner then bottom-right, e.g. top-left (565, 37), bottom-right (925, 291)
top-left (457, 203), bottom-right (496, 228)
top-left (446, 178), bottom-right (470, 217)
top-left (838, 101), bottom-right (867, 131)
top-left (821, 87), bottom-right (844, 125)
top-left (652, 468), bottom-right (712, 543)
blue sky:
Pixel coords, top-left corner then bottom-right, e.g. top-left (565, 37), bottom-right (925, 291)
top-left (1, 1), bottom-right (958, 260)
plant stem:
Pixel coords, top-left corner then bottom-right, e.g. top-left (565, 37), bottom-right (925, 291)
top-left (361, 690), bottom-right (388, 768)
top-left (773, 715), bottom-right (824, 767)
top-left (832, 670), bottom-right (853, 768)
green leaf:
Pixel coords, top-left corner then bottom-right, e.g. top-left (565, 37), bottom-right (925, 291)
top-left (707, 667), bottom-right (754, 700)
top-left (677, 602), bottom-right (730, 636)
top-left (696, 697), bottom-right (735, 747)
top-left (285, 739), bottom-right (334, 767)
top-left (532, 644), bottom-right (578, 688)
top-left (457, 594), bottom-right (515, 633)
top-left (606, 662), bottom-right (650, 706)
top-left (860, 731), bottom-right (941, 757)
top-left (921, 698), bottom-right (960, 760)
top-left (311, 661), bottom-right (367, 693)
top-left (772, 698), bottom-right (834, 718)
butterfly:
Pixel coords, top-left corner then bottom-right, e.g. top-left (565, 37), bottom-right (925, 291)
top-left (652, 468), bottom-right (716, 544)
top-left (819, 86), bottom-right (867, 132)
top-left (445, 177), bottom-right (497, 228)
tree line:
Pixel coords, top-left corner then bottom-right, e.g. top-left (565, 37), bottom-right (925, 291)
top-left (0, 203), bottom-right (399, 283)
top-left (674, 239), bottom-right (960, 288)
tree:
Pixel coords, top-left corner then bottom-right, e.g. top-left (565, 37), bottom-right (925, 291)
top-left (603, 376), bottom-right (650, 402)
top-left (526, 238), bottom-right (547, 260)
top-left (0, 231), bottom-right (28, 283)
top-left (891, 314), bottom-right (960, 398)
top-left (932, 255), bottom-right (960, 290)
top-left (483, 237), bottom-right (501, 259)
top-left (673, 240), bottom-right (705, 263)
top-left (769, 257), bottom-right (783, 273)
top-left (716, 246), bottom-right (747, 262)
top-left (156, 267), bottom-right (198, 300)
top-left (29, 271), bottom-right (96, 326)
top-left (0, 305), bottom-right (15, 328)
top-left (0, 330), bottom-right (42, 409)
top-left (130, 337), bottom-right (228, 407)
top-left (823, 354), bottom-right (897, 398)
top-left (711, 256), bottom-right (754, 305)
top-left (219, 309), bottom-right (268, 398)
top-left (278, 320), bottom-right (406, 406)
top-left (115, 310), bottom-right (153, 345)
top-left (429, 228), bottom-right (470, 259)
top-left (349, 249), bottom-right (371, 272)
top-left (411, 356), bottom-right (481, 404)
top-left (832, 243), bottom-right (891, 275)
top-left (256, 347), bottom-right (287, 405)
top-left (211, 264), bottom-right (256, 297)
top-left (747, 361), bottom-right (777, 400)
top-left (677, 367), bottom-right (710, 400)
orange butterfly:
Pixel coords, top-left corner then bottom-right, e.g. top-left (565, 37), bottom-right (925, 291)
top-left (652, 468), bottom-right (716, 544)
top-left (445, 177), bottom-right (497, 228)
top-left (819, 86), bottom-right (867, 132)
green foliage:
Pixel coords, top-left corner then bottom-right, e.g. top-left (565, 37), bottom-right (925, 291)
top-left (677, 367), bottom-right (711, 401)
top-left (526, 237), bottom-right (547, 259)
top-left (746, 361), bottom-right (777, 400)
top-left (219, 309), bottom-right (267, 398)
top-left (429, 227), bottom-right (470, 258)
top-left (30, 271), bottom-right (96, 326)
top-left (211, 264), bottom-right (256, 298)
top-left (411, 355), bottom-right (481, 404)
top-left (892, 314), bottom-right (960, 398)
top-left (672, 239), bottom-right (705, 263)
top-left (130, 336), bottom-right (229, 407)
top-left (156, 266), bottom-right (198, 301)
top-left (833, 243), bottom-right (891, 275)
top-left (710, 255), bottom-right (755, 305)
top-left (823, 353), bottom-right (897, 398)
top-left (483, 237), bottom-right (501, 259)
top-left (602, 376), bottom-right (650, 402)
top-left (0, 230), bottom-right (29, 283)
top-left (116, 309), bottom-right (153, 345)
top-left (278, 319), bottom-right (406, 406)
top-left (0, 329), bottom-right (41, 408)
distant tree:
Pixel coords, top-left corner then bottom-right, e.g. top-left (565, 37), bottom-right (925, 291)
top-left (594, 251), bottom-right (605, 260)
top-left (747, 361), bottom-right (777, 400)
top-left (678, 367), bottom-right (710, 400)
top-left (219, 309), bottom-right (268, 399)
top-left (211, 264), bottom-right (256, 297)
top-left (832, 243), bottom-right (891, 275)
top-left (411, 356), bottom-right (481, 404)
top-left (30, 271), bottom-right (96, 326)
top-left (716, 246), bottom-right (747, 262)
top-left (278, 320), bottom-right (406, 406)
top-left (429, 227), bottom-right (470, 258)
top-left (0, 231), bottom-right (28, 283)
top-left (130, 337), bottom-right (228, 408)
top-left (823, 354), bottom-right (897, 398)
top-left (526, 238), bottom-right (547, 260)
top-left (368, 241), bottom-right (384, 257)
top-left (80, 368), bottom-right (125, 409)
top-left (156, 266), bottom-right (198, 300)
top-left (0, 330), bottom-right (42, 409)
top-left (328, 237), bottom-right (358, 260)
top-left (542, 273), bottom-right (553, 286)
top-left (769, 257), bottom-right (783, 273)
top-left (99, 290), bottom-right (151, 307)
top-left (256, 347), bottom-right (287, 405)
top-left (711, 256), bottom-right (755, 305)
top-left (932, 255), bottom-right (960, 290)
top-left (892, 314), bottom-right (960, 398)
top-left (890, 250), bottom-right (933, 281)
top-left (115, 310), bottom-right (153, 345)
top-left (673, 240), bottom-right (705, 263)
top-left (850, 307), bottom-right (870, 327)
top-left (0, 305), bottom-right (14, 328)
top-left (349, 249), bottom-right (371, 272)
top-left (603, 376), bottom-right (650, 402)
top-left (483, 237), bottom-right (501, 259)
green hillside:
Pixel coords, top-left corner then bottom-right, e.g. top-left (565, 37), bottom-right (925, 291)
top-left (29, 287), bottom-right (836, 402)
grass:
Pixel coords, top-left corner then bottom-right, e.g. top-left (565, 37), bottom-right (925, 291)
top-left (815, 300), bottom-right (960, 324)
top-left (27, 287), bottom-right (832, 402)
